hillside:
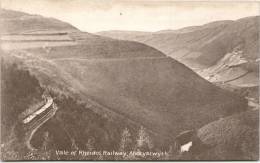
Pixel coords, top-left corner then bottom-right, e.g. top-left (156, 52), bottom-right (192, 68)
top-left (196, 110), bottom-right (259, 160)
top-left (165, 110), bottom-right (259, 160)
top-left (1, 10), bottom-right (250, 160)
top-left (97, 17), bottom-right (258, 68)
top-left (0, 9), bottom-right (77, 34)
top-left (97, 16), bottom-right (259, 102)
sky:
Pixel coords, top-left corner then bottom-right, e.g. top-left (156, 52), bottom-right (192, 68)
top-left (2, 0), bottom-right (259, 33)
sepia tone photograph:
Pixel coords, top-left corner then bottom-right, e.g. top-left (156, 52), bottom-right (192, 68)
top-left (0, 0), bottom-right (259, 161)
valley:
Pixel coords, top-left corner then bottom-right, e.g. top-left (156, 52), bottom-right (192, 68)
top-left (0, 9), bottom-right (258, 161)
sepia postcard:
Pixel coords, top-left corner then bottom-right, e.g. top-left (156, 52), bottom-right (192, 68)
top-left (0, 0), bottom-right (259, 161)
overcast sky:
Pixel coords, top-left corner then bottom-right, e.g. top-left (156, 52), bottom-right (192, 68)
top-left (2, 0), bottom-right (259, 33)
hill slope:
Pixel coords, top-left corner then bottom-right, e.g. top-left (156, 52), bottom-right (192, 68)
top-left (0, 9), bottom-right (77, 34)
top-left (97, 17), bottom-right (259, 68)
top-left (97, 16), bottom-right (259, 100)
top-left (196, 110), bottom-right (259, 160)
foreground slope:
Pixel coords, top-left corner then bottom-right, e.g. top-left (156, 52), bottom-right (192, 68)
top-left (196, 110), bottom-right (259, 160)
top-left (1, 10), bottom-right (249, 160)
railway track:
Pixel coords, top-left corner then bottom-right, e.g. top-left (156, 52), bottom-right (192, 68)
top-left (22, 96), bottom-right (58, 150)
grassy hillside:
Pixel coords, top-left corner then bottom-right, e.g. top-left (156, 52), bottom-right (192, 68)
top-left (27, 38), bottom-right (165, 59)
top-left (97, 16), bottom-right (259, 68)
top-left (53, 57), bottom-right (247, 138)
top-left (0, 9), bottom-right (77, 34)
top-left (3, 48), bottom-right (247, 141)
top-left (1, 54), bottom-right (142, 160)
top-left (97, 16), bottom-right (259, 101)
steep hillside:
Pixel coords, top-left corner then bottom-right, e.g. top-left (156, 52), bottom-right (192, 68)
top-left (196, 110), bottom-right (259, 160)
top-left (97, 16), bottom-right (259, 69)
top-left (1, 54), bottom-right (140, 160)
top-left (169, 110), bottom-right (259, 160)
top-left (1, 10), bottom-right (250, 160)
top-left (97, 17), bottom-right (259, 101)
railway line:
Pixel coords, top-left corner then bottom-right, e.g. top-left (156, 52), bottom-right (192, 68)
top-left (22, 96), bottom-right (58, 150)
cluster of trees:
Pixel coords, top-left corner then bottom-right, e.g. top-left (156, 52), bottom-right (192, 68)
top-left (1, 60), bottom-right (43, 142)
top-left (33, 126), bottom-right (167, 160)
top-left (1, 59), bottom-right (44, 160)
